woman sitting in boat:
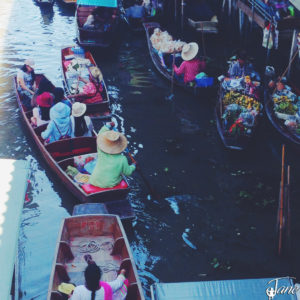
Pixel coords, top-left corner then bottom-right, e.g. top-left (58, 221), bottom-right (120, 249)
top-left (125, 0), bottom-right (146, 23)
top-left (31, 90), bottom-right (54, 127)
top-left (173, 42), bottom-right (206, 84)
top-left (52, 87), bottom-right (72, 108)
top-left (17, 59), bottom-right (36, 109)
top-left (71, 263), bottom-right (128, 300)
top-left (228, 50), bottom-right (256, 79)
top-left (89, 123), bottom-right (136, 188)
top-left (71, 102), bottom-right (94, 137)
top-left (71, 67), bottom-right (103, 104)
top-left (41, 102), bottom-right (73, 143)
top-left (83, 9), bottom-right (102, 30)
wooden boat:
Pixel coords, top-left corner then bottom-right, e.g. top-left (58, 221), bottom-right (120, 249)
top-left (14, 74), bottom-right (130, 203)
top-left (264, 88), bottom-right (300, 148)
top-left (61, 46), bottom-right (111, 119)
top-left (215, 87), bottom-right (261, 150)
top-left (76, 0), bottom-right (120, 47)
top-left (47, 213), bottom-right (145, 300)
top-left (143, 22), bottom-right (216, 97)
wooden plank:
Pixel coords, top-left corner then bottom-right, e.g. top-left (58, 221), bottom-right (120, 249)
top-left (0, 159), bottom-right (30, 300)
top-left (237, 0), bottom-right (265, 28)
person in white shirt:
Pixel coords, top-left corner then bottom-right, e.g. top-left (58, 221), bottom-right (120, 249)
top-left (70, 264), bottom-right (127, 300)
top-left (71, 102), bottom-right (93, 137)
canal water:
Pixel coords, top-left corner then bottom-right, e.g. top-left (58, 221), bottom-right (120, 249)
top-left (0, 0), bottom-right (300, 299)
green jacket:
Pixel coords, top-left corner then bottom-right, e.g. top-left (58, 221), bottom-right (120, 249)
top-left (89, 126), bottom-right (135, 188)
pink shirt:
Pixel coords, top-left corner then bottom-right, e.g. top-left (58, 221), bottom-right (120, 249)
top-left (174, 59), bottom-right (205, 83)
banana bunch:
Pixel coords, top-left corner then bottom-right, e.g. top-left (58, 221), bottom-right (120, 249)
top-left (223, 92), bottom-right (261, 112)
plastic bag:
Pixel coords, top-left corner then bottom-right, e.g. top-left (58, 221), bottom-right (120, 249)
top-left (239, 112), bottom-right (255, 127)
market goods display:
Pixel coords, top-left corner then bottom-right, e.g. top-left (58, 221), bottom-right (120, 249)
top-left (272, 84), bottom-right (300, 135)
top-left (150, 28), bottom-right (186, 53)
top-left (221, 76), bottom-right (262, 137)
top-left (63, 57), bottom-right (93, 94)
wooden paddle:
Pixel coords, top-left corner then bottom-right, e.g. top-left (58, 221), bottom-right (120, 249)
top-left (278, 144), bottom-right (285, 256)
top-left (166, 53), bottom-right (176, 101)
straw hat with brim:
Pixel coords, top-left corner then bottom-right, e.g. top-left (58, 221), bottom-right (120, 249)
top-left (181, 42), bottom-right (199, 61)
top-left (58, 283), bottom-right (75, 295)
top-left (24, 59), bottom-right (35, 69)
top-left (97, 130), bottom-right (128, 154)
top-left (72, 102), bottom-right (87, 117)
top-left (89, 66), bottom-right (103, 82)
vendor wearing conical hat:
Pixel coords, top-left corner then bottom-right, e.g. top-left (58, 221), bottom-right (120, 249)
top-left (173, 42), bottom-right (206, 84)
top-left (89, 124), bottom-right (136, 188)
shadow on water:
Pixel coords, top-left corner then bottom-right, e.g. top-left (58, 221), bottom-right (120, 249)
top-left (0, 0), bottom-right (300, 299)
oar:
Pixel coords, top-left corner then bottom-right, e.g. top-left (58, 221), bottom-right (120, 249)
top-left (126, 150), bottom-right (162, 200)
top-left (278, 144), bottom-right (285, 256)
top-left (166, 53), bottom-right (176, 101)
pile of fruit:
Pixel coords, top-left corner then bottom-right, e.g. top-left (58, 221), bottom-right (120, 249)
top-left (223, 91), bottom-right (261, 112)
top-left (273, 95), bottom-right (298, 115)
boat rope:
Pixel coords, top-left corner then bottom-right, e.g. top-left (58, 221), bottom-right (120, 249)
top-left (79, 240), bottom-right (114, 253)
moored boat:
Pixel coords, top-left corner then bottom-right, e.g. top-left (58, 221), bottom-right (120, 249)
top-left (143, 22), bottom-right (216, 97)
top-left (61, 46), bottom-right (111, 119)
top-left (264, 83), bottom-right (300, 148)
top-left (14, 74), bottom-right (130, 203)
top-left (215, 78), bottom-right (262, 150)
top-left (76, 0), bottom-right (121, 47)
top-left (47, 213), bottom-right (145, 300)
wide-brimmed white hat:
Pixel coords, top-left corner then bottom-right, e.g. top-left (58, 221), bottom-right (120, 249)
top-left (72, 102), bottom-right (87, 117)
top-left (181, 42), bottom-right (199, 61)
top-left (89, 66), bottom-right (103, 82)
top-left (97, 130), bottom-right (128, 154)
top-left (24, 58), bottom-right (35, 69)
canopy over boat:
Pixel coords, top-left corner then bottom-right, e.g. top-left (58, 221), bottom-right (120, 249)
top-left (0, 159), bottom-right (30, 300)
top-left (77, 0), bottom-right (117, 7)
top-left (151, 278), bottom-right (297, 300)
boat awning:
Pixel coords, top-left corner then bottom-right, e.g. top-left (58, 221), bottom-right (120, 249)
top-left (77, 0), bottom-right (117, 7)
top-left (151, 278), bottom-right (298, 300)
top-left (0, 159), bottom-right (30, 300)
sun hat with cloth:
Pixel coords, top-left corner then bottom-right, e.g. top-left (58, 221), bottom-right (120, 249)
top-left (89, 66), bottom-right (103, 82)
top-left (72, 102), bottom-right (87, 117)
top-left (181, 42), bottom-right (199, 61)
top-left (36, 92), bottom-right (53, 108)
top-left (97, 130), bottom-right (128, 154)
top-left (24, 58), bottom-right (35, 69)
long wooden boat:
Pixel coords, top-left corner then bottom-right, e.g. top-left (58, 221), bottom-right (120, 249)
top-left (14, 74), bottom-right (130, 203)
top-left (47, 214), bottom-right (145, 300)
top-left (215, 87), bottom-right (261, 150)
top-left (76, 3), bottom-right (120, 47)
top-left (143, 22), bottom-right (216, 97)
top-left (61, 46), bottom-right (111, 119)
top-left (264, 88), bottom-right (300, 148)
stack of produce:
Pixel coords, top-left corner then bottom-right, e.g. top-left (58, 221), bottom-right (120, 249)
top-left (222, 91), bottom-right (262, 136)
top-left (64, 58), bottom-right (92, 94)
top-left (150, 28), bottom-right (186, 53)
top-left (272, 85), bottom-right (300, 135)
